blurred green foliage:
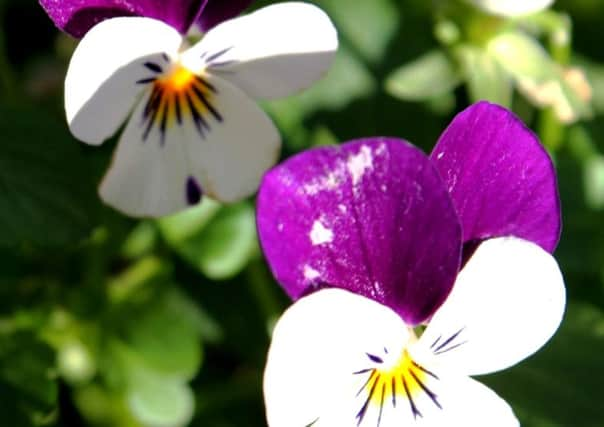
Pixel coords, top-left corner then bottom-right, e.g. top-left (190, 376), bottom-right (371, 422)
top-left (0, 0), bottom-right (603, 426)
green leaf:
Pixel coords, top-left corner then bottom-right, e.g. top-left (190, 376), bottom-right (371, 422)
top-left (483, 302), bottom-right (604, 427)
top-left (487, 31), bottom-right (591, 121)
top-left (0, 332), bottom-right (58, 426)
top-left (319, 0), bottom-right (398, 64)
top-left (456, 45), bottom-right (513, 107)
top-left (385, 50), bottom-right (461, 101)
top-left (0, 105), bottom-right (102, 247)
top-left (159, 202), bottom-right (257, 280)
top-left (123, 291), bottom-right (203, 381)
top-left (127, 370), bottom-right (195, 427)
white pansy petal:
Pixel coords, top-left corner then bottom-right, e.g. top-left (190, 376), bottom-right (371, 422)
top-left (65, 17), bottom-right (182, 145)
top-left (99, 73), bottom-right (279, 217)
top-left (419, 237), bottom-right (565, 376)
top-left (468, 0), bottom-right (554, 17)
top-left (264, 289), bottom-right (414, 427)
top-left (181, 2), bottom-right (337, 99)
top-left (415, 376), bottom-right (519, 427)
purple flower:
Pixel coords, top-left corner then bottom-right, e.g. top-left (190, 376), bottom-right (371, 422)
top-left (259, 102), bottom-right (565, 426)
top-left (39, 0), bottom-right (253, 38)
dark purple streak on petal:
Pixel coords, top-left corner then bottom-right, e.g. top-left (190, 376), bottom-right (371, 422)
top-left (430, 101), bottom-right (561, 253)
top-left (39, 0), bottom-right (208, 37)
top-left (257, 138), bottom-right (462, 325)
top-left (197, 0), bottom-right (253, 31)
top-left (186, 176), bottom-right (203, 205)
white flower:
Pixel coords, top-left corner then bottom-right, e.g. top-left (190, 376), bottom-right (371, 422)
top-left (65, 2), bottom-right (337, 217)
top-left (468, 0), bottom-right (554, 17)
top-left (263, 237), bottom-right (566, 426)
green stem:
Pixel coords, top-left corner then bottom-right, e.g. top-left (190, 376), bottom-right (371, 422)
top-left (538, 108), bottom-right (564, 152)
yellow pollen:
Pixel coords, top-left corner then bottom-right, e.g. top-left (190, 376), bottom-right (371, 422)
top-left (365, 350), bottom-right (429, 406)
top-left (162, 65), bottom-right (195, 91)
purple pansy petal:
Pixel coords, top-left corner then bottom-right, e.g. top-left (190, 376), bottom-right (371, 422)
top-left (430, 101), bottom-right (561, 253)
top-left (197, 0), bottom-right (253, 31)
top-left (39, 0), bottom-right (207, 37)
top-left (257, 138), bottom-right (462, 325)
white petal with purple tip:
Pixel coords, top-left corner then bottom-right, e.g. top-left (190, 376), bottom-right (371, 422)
top-left (181, 2), bottom-right (338, 99)
top-left (418, 237), bottom-right (565, 376)
top-left (65, 17), bottom-right (182, 145)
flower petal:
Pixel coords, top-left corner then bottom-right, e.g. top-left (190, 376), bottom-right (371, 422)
top-left (99, 74), bottom-right (279, 217)
top-left (467, 0), bottom-right (554, 17)
top-left (264, 289), bottom-right (518, 427)
top-left (410, 376), bottom-right (519, 427)
top-left (197, 0), bottom-right (253, 31)
top-left (264, 288), bottom-right (413, 427)
top-left (430, 101), bottom-right (561, 253)
top-left (65, 17), bottom-right (182, 145)
top-left (418, 237), bottom-right (565, 376)
top-left (181, 2), bottom-right (338, 99)
top-left (39, 0), bottom-right (206, 37)
top-left (257, 138), bottom-right (461, 325)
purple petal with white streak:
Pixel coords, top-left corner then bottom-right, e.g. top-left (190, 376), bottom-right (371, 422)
top-left (257, 138), bottom-right (462, 325)
top-left (430, 101), bottom-right (561, 253)
top-left (39, 0), bottom-right (206, 37)
top-left (197, 0), bottom-right (253, 31)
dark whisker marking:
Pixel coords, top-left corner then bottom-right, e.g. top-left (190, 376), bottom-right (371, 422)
top-left (356, 373), bottom-right (379, 426)
top-left (143, 86), bottom-right (163, 119)
top-left (199, 51), bottom-right (207, 60)
top-left (411, 361), bottom-right (439, 380)
top-left (205, 46), bottom-right (233, 64)
top-left (408, 369), bottom-right (442, 409)
top-left (356, 371), bottom-right (376, 397)
top-left (431, 335), bottom-right (442, 350)
top-left (142, 90), bottom-right (164, 141)
top-left (435, 340), bottom-right (468, 355)
top-left (161, 53), bottom-right (169, 62)
top-left (158, 97), bottom-right (169, 145)
top-left (391, 377), bottom-right (397, 407)
top-left (377, 382), bottom-right (386, 427)
top-left (366, 353), bottom-right (383, 364)
top-left (208, 59), bottom-right (238, 68)
top-left (402, 376), bottom-right (422, 419)
top-left (137, 77), bottom-right (157, 85)
top-left (185, 91), bottom-right (210, 136)
top-left (353, 368), bottom-right (373, 375)
top-left (192, 86), bottom-right (223, 122)
top-left (433, 327), bottom-right (465, 353)
top-left (195, 75), bottom-right (217, 93)
top-left (174, 92), bottom-right (183, 125)
top-left (144, 62), bottom-right (163, 73)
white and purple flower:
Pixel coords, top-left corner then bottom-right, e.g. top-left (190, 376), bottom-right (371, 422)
top-left (258, 102), bottom-right (565, 426)
top-left (40, 0), bottom-right (337, 217)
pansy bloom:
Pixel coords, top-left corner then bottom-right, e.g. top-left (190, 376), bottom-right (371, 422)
top-left (258, 102), bottom-right (565, 426)
top-left (40, 1), bottom-right (338, 217)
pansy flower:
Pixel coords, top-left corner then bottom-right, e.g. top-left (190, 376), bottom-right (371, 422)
top-left (258, 102), bottom-right (565, 426)
top-left (40, 1), bottom-right (338, 217)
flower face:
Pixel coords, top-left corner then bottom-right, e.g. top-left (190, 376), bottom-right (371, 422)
top-left (61, 3), bottom-right (337, 217)
top-left (39, 0), bottom-right (253, 37)
top-left (258, 102), bottom-right (565, 426)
